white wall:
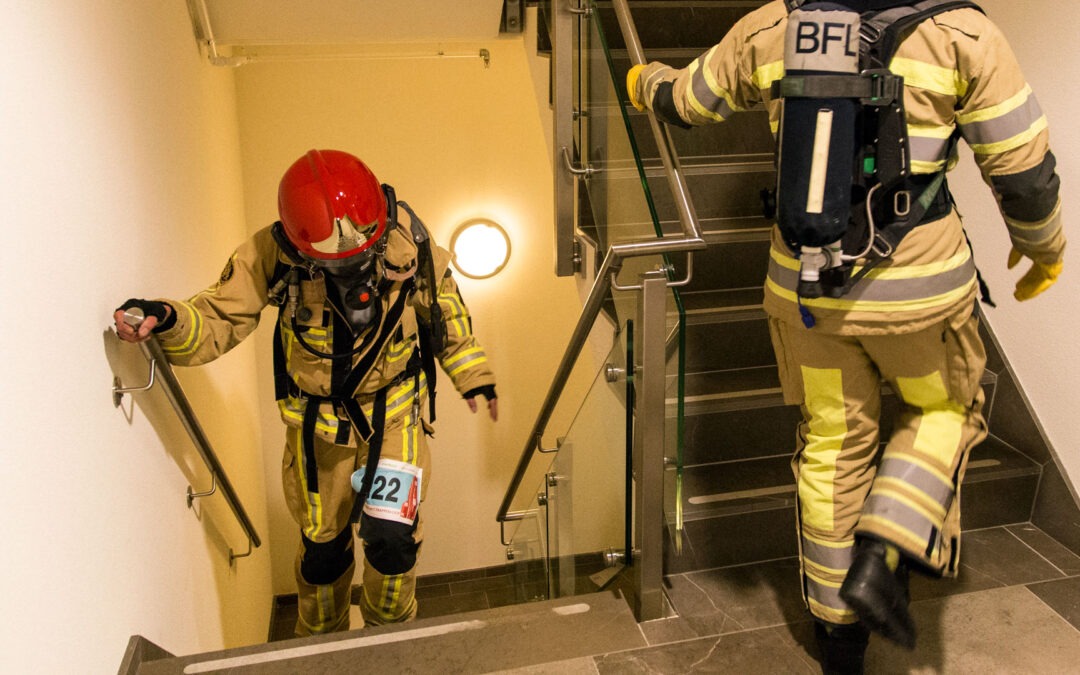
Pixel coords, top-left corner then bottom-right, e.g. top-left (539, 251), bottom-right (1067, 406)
top-left (950, 0), bottom-right (1080, 496)
top-left (0, 1), bottom-right (273, 671)
top-left (232, 33), bottom-right (588, 592)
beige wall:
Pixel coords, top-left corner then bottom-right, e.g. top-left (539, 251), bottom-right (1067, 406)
top-left (950, 0), bottom-right (1080, 496)
top-left (0, 1), bottom-right (273, 671)
top-left (232, 34), bottom-right (587, 592)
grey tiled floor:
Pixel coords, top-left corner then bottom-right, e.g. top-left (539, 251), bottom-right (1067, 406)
top-left (270, 523), bottom-right (1080, 673)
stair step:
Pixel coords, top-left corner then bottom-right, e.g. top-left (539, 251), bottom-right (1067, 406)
top-left (133, 593), bottom-right (646, 675)
top-left (666, 436), bottom-right (1040, 572)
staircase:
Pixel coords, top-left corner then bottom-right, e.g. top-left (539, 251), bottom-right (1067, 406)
top-left (590, 0), bottom-right (1049, 576)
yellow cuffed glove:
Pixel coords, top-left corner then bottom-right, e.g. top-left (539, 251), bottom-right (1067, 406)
top-left (626, 64), bottom-right (646, 112)
top-left (1008, 247), bottom-right (1063, 301)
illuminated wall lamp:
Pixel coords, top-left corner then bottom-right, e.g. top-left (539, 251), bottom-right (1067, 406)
top-left (449, 218), bottom-right (511, 279)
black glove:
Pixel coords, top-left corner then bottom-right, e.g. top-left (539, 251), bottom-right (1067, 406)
top-left (117, 299), bottom-right (176, 333)
top-left (463, 385), bottom-right (496, 401)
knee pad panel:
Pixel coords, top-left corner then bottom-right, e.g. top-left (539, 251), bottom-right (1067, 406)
top-left (359, 514), bottom-right (419, 575)
top-left (300, 526), bottom-right (354, 585)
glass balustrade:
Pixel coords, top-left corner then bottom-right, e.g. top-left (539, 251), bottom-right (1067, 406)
top-left (579, 0), bottom-right (688, 552)
top-left (505, 324), bottom-right (631, 600)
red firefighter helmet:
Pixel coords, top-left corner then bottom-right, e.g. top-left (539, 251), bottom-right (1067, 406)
top-left (277, 149), bottom-right (388, 265)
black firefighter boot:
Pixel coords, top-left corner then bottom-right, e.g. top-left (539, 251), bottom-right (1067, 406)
top-left (814, 621), bottom-right (870, 674)
top-left (839, 539), bottom-right (916, 649)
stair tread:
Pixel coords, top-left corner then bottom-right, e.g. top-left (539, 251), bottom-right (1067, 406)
top-left (137, 592), bottom-right (645, 674)
top-left (678, 435), bottom-right (1039, 521)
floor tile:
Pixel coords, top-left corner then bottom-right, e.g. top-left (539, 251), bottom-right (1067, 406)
top-left (594, 628), bottom-right (818, 674)
top-left (1026, 576), bottom-right (1080, 632)
top-left (865, 585), bottom-right (1080, 674)
top-left (911, 526), bottom-right (1064, 602)
top-left (1008, 523), bottom-right (1080, 576)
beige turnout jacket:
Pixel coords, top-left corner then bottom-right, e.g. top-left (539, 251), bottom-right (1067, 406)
top-left (153, 220), bottom-right (495, 445)
top-left (636, 0), bottom-right (1064, 334)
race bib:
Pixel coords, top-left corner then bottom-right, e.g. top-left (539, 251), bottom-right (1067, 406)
top-left (351, 459), bottom-right (422, 526)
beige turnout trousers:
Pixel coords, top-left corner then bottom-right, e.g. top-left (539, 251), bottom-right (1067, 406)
top-left (282, 376), bottom-right (432, 635)
top-left (769, 304), bottom-right (988, 625)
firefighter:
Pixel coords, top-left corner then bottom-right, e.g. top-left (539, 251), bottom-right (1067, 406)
top-left (629, 1), bottom-right (1063, 671)
top-left (113, 149), bottom-right (498, 636)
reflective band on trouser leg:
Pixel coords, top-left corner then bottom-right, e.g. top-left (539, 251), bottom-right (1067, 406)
top-left (358, 378), bottom-right (429, 627)
top-left (294, 543), bottom-right (354, 637)
top-left (795, 357), bottom-right (881, 625)
top-left (281, 424), bottom-right (366, 635)
top-left (860, 371), bottom-right (985, 572)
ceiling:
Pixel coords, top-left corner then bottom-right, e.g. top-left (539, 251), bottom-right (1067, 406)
top-left (193, 0), bottom-right (509, 47)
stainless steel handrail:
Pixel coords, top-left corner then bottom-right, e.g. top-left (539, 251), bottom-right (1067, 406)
top-left (114, 314), bottom-right (262, 562)
top-left (497, 0), bottom-right (705, 532)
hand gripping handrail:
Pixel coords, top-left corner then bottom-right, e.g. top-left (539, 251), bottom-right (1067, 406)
top-left (113, 311), bottom-right (262, 564)
top-left (497, 0), bottom-right (705, 542)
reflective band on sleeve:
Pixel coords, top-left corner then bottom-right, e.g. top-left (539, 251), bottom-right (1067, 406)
top-left (444, 347), bottom-right (488, 377)
top-left (752, 60), bottom-right (786, 98)
top-left (161, 301), bottom-right (203, 357)
top-left (439, 292), bottom-right (470, 337)
top-left (1006, 204), bottom-right (1063, 246)
top-left (963, 117), bottom-right (1045, 157)
top-left (889, 57), bottom-right (967, 97)
top-left (799, 366), bottom-right (847, 532)
top-left (688, 48), bottom-right (741, 122)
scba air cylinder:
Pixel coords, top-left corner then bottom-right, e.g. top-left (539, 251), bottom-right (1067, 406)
top-left (776, 3), bottom-right (860, 251)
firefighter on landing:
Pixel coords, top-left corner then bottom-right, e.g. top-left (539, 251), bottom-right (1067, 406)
top-left (114, 149), bottom-right (498, 636)
top-left (629, 1), bottom-right (1063, 671)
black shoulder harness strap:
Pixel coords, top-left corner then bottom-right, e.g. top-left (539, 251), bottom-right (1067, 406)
top-left (861, 1), bottom-right (983, 68)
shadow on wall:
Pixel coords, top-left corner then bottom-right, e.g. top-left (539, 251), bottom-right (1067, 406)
top-left (101, 328), bottom-right (265, 648)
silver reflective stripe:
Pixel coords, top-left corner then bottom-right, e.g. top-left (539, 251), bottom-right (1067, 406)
top-left (689, 52), bottom-right (738, 121)
top-left (805, 575), bottom-right (849, 617)
top-left (1007, 208), bottom-right (1063, 246)
top-left (766, 254), bottom-right (975, 303)
top-left (862, 492), bottom-right (941, 544)
top-left (802, 536), bottom-right (855, 572)
top-left (908, 133), bottom-right (951, 168)
top-left (878, 456), bottom-right (953, 507)
top-left (960, 92), bottom-right (1045, 150)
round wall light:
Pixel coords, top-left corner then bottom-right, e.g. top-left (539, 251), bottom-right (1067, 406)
top-left (449, 218), bottom-right (511, 279)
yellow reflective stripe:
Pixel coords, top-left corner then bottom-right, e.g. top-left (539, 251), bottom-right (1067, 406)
top-left (686, 59), bottom-right (721, 122)
top-left (957, 84), bottom-right (1033, 126)
top-left (766, 276), bottom-right (975, 313)
top-left (771, 247), bottom-right (971, 282)
top-left (968, 115), bottom-right (1047, 155)
top-left (895, 372), bottom-right (966, 465)
top-left (289, 426), bottom-right (324, 539)
top-left (889, 57), bottom-right (967, 97)
top-left (161, 301), bottom-right (203, 356)
top-left (908, 123), bottom-right (955, 140)
top-left (439, 292), bottom-right (469, 337)
top-left (799, 366), bottom-right (846, 532)
top-left (752, 60), bottom-right (785, 95)
top-left (694, 46), bottom-right (744, 117)
top-left (807, 597), bottom-right (857, 623)
top-left (445, 347), bottom-right (488, 377)
top-left (911, 159), bottom-right (948, 174)
top-left (277, 399), bottom-right (340, 436)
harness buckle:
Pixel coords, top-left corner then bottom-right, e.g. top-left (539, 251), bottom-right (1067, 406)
top-left (894, 190), bottom-right (912, 218)
top-left (860, 69), bottom-right (900, 106)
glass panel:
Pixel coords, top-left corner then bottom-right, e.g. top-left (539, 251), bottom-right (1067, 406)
top-left (547, 323), bottom-right (630, 597)
top-left (505, 483), bottom-right (551, 604)
top-left (579, 0), bottom-right (688, 555)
